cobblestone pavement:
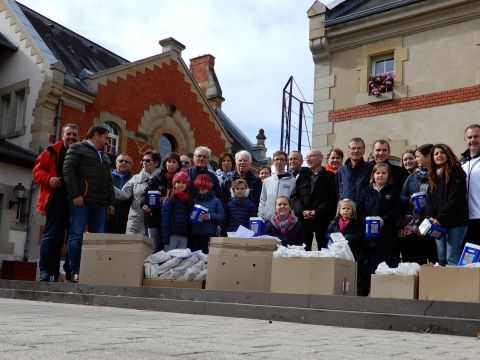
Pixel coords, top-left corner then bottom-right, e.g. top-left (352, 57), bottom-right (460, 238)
top-left (0, 298), bottom-right (478, 360)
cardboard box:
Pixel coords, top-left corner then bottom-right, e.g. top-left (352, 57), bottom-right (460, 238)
top-left (370, 274), bottom-right (418, 299)
top-left (1, 261), bottom-right (37, 281)
top-left (270, 257), bottom-right (357, 296)
top-left (79, 233), bottom-right (152, 286)
top-left (419, 265), bottom-right (480, 302)
top-left (142, 279), bottom-right (205, 289)
top-left (206, 237), bottom-right (277, 292)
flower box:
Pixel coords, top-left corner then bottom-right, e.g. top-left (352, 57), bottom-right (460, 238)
top-left (368, 71), bottom-right (394, 96)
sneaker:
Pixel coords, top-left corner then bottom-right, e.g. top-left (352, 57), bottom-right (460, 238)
top-left (71, 274), bottom-right (79, 283)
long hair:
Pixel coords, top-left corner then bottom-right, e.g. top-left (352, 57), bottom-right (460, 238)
top-left (428, 144), bottom-right (458, 191)
top-left (369, 162), bottom-right (392, 185)
top-left (161, 152), bottom-right (181, 173)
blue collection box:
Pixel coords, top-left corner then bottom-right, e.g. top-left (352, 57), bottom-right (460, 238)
top-left (458, 242), bottom-right (480, 266)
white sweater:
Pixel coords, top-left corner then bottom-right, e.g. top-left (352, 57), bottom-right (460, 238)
top-left (257, 173), bottom-right (296, 221)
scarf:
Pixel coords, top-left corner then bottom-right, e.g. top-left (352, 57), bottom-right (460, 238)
top-left (165, 171), bottom-right (176, 182)
top-left (338, 218), bottom-right (350, 233)
top-left (175, 189), bottom-right (189, 202)
top-left (272, 213), bottom-right (297, 235)
top-left (325, 164), bottom-right (338, 174)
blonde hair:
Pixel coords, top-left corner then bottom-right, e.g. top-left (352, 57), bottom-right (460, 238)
top-left (335, 198), bottom-right (356, 219)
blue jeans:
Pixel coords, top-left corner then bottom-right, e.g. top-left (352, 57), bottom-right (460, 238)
top-left (165, 235), bottom-right (188, 251)
top-left (148, 227), bottom-right (163, 253)
top-left (68, 203), bottom-right (106, 274)
top-left (435, 226), bottom-right (468, 266)
top-left (39, 192), bottom-right (68, 279)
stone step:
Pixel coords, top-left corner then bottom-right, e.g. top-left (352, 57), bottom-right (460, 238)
top-left (0, 280), bottom-right (479, 337)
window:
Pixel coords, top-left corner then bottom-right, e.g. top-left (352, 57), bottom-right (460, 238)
top-left (0, 87), bottom-right (26, 138)
top-left (372, 56), bottom-right (394, 75)
top-left (157, 134), bottom-right (175, 160)
top-left (102, 122), bottom-right (120, 156)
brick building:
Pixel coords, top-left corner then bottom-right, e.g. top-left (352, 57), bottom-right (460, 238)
top-left (308, 0), bottom-right (480, 159)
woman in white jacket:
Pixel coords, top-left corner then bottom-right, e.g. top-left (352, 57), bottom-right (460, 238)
top-left (258, 151), bottom-right (296, 221)
top-left (115, 150), bottom-right (160, 235)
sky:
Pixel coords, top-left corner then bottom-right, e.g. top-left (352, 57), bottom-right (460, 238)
top-left (19, 0), bottom-right (334, 155)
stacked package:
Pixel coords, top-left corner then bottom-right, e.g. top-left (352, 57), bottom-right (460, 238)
top-left (144, 248), bottom-right (208, 282)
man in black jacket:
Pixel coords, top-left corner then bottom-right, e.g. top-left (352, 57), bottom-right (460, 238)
top-left (291, 149), bottom-right (337, 250)
top-left (371, 139), bottom-right (408, 194)
top-left (63, 125), bottom-right (115, 282)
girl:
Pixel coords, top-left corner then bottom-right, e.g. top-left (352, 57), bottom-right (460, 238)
top-left (161, 171), bottom-right (191, 251)
top-left (143, 152), bottom-right (182, 252)
top-left (265, 196), bottom-right (304, 247)
top-left (400, 144), bottom-right (437, 264)
top-left (426, 144), bottom-right (468, 266)
top-left (401, 150), bottom-right (417, 175)
top-left (259, 166), bottom-right (272, 181)
top-left (326, 198), bottom-right (368, 296)
top-left (358, 163), bottom-right (401, 274)
top-left (190, 174), bottom-right (225, 253)
top-left (223, 179), bottom-right (257, 234)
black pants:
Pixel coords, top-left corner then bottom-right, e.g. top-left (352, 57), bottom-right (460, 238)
top-left (366, 247), bottom-right (401, 275)
top-left (463, 219), bottom-right (480, 246)
top-left (399, 235), bottom-right (438, 265)
top-left (189, 234), bottom-right (210, 254)
top-left (303, 222), bottom-right (328, 251)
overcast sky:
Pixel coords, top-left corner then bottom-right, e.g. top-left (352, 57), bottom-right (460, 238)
top-left (19, 0), bottom-right (334, 155)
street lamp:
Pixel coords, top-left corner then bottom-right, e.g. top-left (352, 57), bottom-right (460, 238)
top-left (9, 183), bottom-right (26, 222)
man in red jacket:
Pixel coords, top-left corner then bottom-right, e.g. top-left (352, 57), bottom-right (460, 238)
top-left (33, 123), bottom-right (79, 282)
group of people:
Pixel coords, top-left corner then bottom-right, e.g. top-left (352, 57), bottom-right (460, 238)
top-left (33, 122), bottom-right (480, 295)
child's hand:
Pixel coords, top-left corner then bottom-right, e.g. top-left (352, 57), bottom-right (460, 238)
top-left (199, 213), bottom-right (210, 222)
top-left (142, 205), bottom-right (151, 214)
top-left (380, 218), bottom-right (384, 227)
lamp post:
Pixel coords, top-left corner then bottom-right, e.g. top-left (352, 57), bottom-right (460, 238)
top-left (9, 183), bottom-right (26, 222)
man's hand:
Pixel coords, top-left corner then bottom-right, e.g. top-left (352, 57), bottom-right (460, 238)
top-left (73, 196), bottom-right (84, 207)
top-left (303, 210), bottom-right (315, 220)
top-left (49, 177), bottom-right (62, 188)
top-left (107, 205), bottom-right (115, 216)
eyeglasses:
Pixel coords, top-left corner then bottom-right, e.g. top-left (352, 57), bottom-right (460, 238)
top-left (142, 159), bottom-right (152, 163)
top-left (273, 158), bottom-right (287, 162)
top-left (117, 159), bottom-right (130, 164)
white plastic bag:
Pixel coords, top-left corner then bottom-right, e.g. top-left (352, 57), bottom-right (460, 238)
top-left (156, 257), bottom-right (182, 275)
top-left (194, 269), bottom-right (208, 281)
top-left (375, 261), bottom-right (421, 275)
top-left (144, 250), bottom-right (171, 264)
top-left (166, 248), bottom-right (192, 258)
top-left (327, 241), bottom-right (355, 261)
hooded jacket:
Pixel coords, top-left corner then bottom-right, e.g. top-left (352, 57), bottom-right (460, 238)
top-left (223, 190), bottom-right (257, 234)
top-left (190, 192), bottom-right (225, 236)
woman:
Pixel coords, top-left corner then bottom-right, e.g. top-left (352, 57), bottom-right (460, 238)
top-left (401, 150), bottom-right (417, 174)
top-left (115, 150), bottom-right (161, 237)
top-left (400, 144), bottom-right (437, 264)
top-left (426, 144), bottom-right (468, 266)
top-left (325, 148), bottom-right (344, 173)
top-left (216, 152), bottom-right (236, 203)
top-left (259, 166), bottom-right (271, 181)
top-left (144, 152), bottom-right (182, 252)
top-left (265, 196), bottom-right (304, 247)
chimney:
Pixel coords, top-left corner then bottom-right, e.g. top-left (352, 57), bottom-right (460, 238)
top-left (159, 37), bottom-right (186, 55)
top-left (190, 54), bottom-right (225, 108)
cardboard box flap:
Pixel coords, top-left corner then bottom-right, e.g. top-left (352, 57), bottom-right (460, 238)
top-left (83, 233), bottom-right (152, 249)
top-left (209, 237), bottom-right (277, 254)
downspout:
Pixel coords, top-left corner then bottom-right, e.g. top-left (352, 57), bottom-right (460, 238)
top-left (22, 180), bottom-right (36, 261)
top-left (54, 99), bottom-right (63, 141)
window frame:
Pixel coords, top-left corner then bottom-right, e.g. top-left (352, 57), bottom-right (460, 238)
top-left (0, 80), bottom-right (29, 139)
top-left (102, 122), bottom-right (120, 156)
top-left (371, 55), bottom-right (394, 76)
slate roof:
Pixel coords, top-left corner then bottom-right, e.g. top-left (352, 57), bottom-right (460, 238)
top-left (325, 0), bottom-right (424, 26)
top-left (17, 2), bottom-right (129, 94)
top-left (0, 139), bottom-right (37, 168)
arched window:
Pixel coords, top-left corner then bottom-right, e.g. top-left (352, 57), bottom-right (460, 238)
top-left (157, 134), bottom-right (176, 160)
top-left (103, 122), bottom-right (120, 156)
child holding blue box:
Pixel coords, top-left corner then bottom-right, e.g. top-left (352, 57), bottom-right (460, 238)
top-left (189, 174), bottom-right (225, 253)
top-left (222, 179), bottom-right (257, 235)
top-left (358, 162), bottom-right (401, 275)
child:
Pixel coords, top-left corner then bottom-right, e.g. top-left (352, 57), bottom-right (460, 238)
top-left (326, 199), bottom-right (368, 296)
top-left (190, 174), bottom-right (225, 253)
top-left (160, 171), bottom-right (191, 251)
top-left (223, 179), bottom-right (257, 235)
top-left (358, 163), bottom-right (401, 275)
top-left (265, 196), bottom-right (304, 247)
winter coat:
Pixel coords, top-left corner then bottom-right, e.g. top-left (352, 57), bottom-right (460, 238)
top-left (115, 169), bottom-right (152, 235)
top-left (188, 166), bottom-right (222, 200)
top-left (370, 160), bottom-right (408, 195)
top-left (223, 196), bottom-right (257, 234)
top-left (425, 164), bottom-right (469, 228)
top-left (400, 167), bottom-right (429, 217)
top-left (326, 217), bottom-right (364, 261)
top-left (222, 171), bottom-right (262, 208)
top-left (33, 140), bottom-right (66, 216)
top-left (258, 173), bottom-right (296, 221)
top-left (144, 169), bottom-right (178, 228)
top-left (290, 167), bottom-right (337, 232)
top-left (190, 192), bottom-right (225, 236)
top-left (161, 195), bottom-right (190, 243)
top-left (63, 141), bottom-right (114, 206)
top-left (357, 184), bottom-right (400, 248)
top-left (106, 169), bottom-right (133, 233)
top-left (337, 159), bottom-right (374, 203)
top-left (264, 217), bottom-right (305, 247)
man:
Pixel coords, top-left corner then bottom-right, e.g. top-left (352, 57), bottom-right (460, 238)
top-left (105, 153), bottom-right (133, 234)
top-left (180, 155), bottom-right (192, 169)
top-left (371, 139), bottom-right (408, 194)
top-left (223, 150), bottom-right (262, 208)
top-left (461, 124), bottom-right (480, 245)
top-left (63, 125), bottom-right (115, 282)
top-left (187, 146), bottom-right (221, 199)
top-left (288, 150), bottom-right (307, 178)
top-left (258, 150), bottom-right (296, 221)
top-left (33, 123), bottom-right (79, 282)
top-left (291, 149), bottom-right (337, 250)
top-left (337, 137), bottom-right (374, 203)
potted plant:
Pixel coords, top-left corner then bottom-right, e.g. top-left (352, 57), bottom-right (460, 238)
top-left (368, 72), bottom-right (394, 96)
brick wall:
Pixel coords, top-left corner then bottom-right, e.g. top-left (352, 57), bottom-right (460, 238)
top-left (61, 60), bottom-right (227, 172)
top-left (329, 84), bottom-right (480, 122)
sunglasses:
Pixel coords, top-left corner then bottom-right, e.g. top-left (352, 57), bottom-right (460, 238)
top-left (117, 159), bottom-right (130, 164)
top-left (142, 159), bottom-right (152, 163)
